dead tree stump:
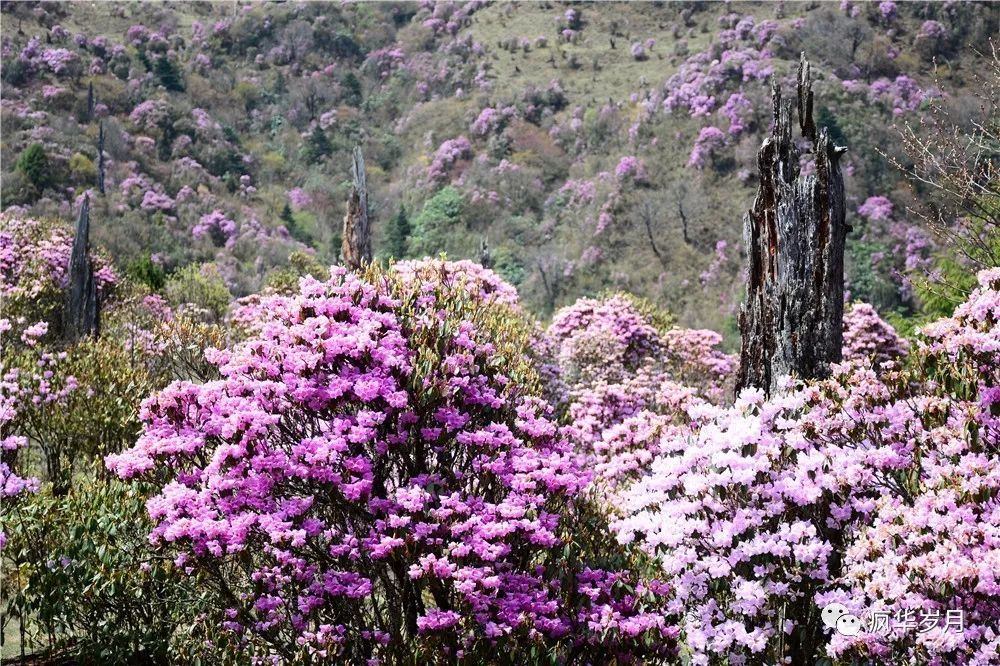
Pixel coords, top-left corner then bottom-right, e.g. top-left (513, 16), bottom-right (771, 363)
top-left (735, 54), bottom-right (849, 397)
top-left (64, 194), bottom-right (100, 341)
top-left (97, 121), bottom-right (106, 195)
top-left (479, 237), bottom-right (493, 268)
top-left (342, 146), bottom-right (372, 270)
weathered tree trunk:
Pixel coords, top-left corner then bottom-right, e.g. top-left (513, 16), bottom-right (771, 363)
top-left (64, 194), bottom-right (100, 341)
top-left (735, 54), bottom-right (849, 397)
top-left (97, 121), bottom-right (106, 195)
top-left (341, 146), bottom-right (372, 270)
top-left (87, 81), bottom-right (95, 120)
top-left (479, 237), bottom-right (493, 268)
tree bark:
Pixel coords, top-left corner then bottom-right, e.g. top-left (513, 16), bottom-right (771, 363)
top-left (736, 54), bottom-right (849, 397)
top-left (97, 121), bottom-right (106, 195)
top-left (64, 194), bottom-right (100, 342)
top-left (479, 236), bottom-right (493, 268)
top-left (341, 146), bottom-right (372, 270)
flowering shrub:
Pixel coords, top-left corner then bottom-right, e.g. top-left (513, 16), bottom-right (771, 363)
top-left (2, 315), bottom-right (164, 494)
top-left (0, 325), bottom-right (40, 550)
top-left (858, 195), bottom-right (894, 221)
top-left (191, 107), bottom-right (218, 132)
top-left (192, 210), bottom-right (237, 245)
top-left (613, 268), bottom-right (1000, 664)
top-left (392, 258), bottom-right (520, 308)
top-left (660, 328), bottom-right (735, 401)
top-left (1, 214), bottom-right (117, 335)
top-left (428, 136), bottom-right (472, 183)
top-left (39, 48), bottom-right (78, 76)
top-left (547, 293), bottom-right (734, 492)
top-left (918, 20), bottom-right (948, 39)
top-left (688, 126), bottom-right (726, 169)
top-left (108, 265), bottom-right (678, 663)
top-left (699, 239), bottom-right (729, 286)
top-left (554, 179), bottom-right (596, 207)
top-left (842, 302), bottom-right (909, 364)
top-left (288, 187), bottom-right (312, 210)
top-left (614, 156), bottom-right (648, 184)
top-left (140, 190), bottom-right (175, 213)
top-left (915, 20), bottom-right (949, 59)
top-left (859, 76), bottom-right (937, 117)
top-left (127, 24), bottom-right (151, 45)
top-left (471, 107), bottom-right (512, 136)
top-left (547, 294), bottom-right (665, 387)
top-left (129, 99), bottom-right (171, 131)
top-left (719, 92), bottom-right (753, 136)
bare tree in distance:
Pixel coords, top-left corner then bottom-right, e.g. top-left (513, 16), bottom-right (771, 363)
top-left (342, 146), bottom-right (372, 270)
top-left (64, 195), bottom-right (100, 342)
top-left (879, 41), bottom-right (1000, 310)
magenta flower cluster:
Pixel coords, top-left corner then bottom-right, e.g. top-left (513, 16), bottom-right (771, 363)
top-left (546, 295), bottom-right (664, 385)
top-left (857, 195), bottom-right (894, 221)
top-left (688, 126), bottom-right (726, 169)
top-left (140, 190), bottom-right (176, 213)
top-left (842, 302), bottom-right (909, 364)
top-left (614, 156), bottom-right (648, 184)
top-left (288, 187), bottom-right (312, 211)
top-left (545, 294), bottom-right (735, 497)
top-left (392, 258), bottom-right (520, 308)
top-left (0, 334), bottom-right (41, 551)
top-left (428, 136), bottom-right (472, 183)
top-left (192, 210), bottom-right (237, 245)
top-left (108, 266), bottom-right (678, 660)
top-left (129, 99), bottom-right (171, 130)
top-left (38, 47), bottom-right (77, 75)
top-left (0, 214), bottom-right (117, 304)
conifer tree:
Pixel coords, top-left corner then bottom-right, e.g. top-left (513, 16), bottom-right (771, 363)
top-left (386, 205), bottom-right (411, 259)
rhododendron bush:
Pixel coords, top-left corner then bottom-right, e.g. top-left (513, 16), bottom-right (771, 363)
top-left (107, 261), bottom-right (677, 663)
top-left (842, 301), bottom-right (909, 364)
top-left (1, 214), bottom-right (117, 334)
top-left (544, 293), bottom-right (736, 493)
top-left (612, 269), bottom-right (1000, 665)
top-left (3, 0), bottom-right (998, 661)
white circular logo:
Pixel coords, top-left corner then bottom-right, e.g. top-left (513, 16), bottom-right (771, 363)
top-left (836, 614), bottom-right (863, 637)
top-left (821, 602), bottom-right (849, 629)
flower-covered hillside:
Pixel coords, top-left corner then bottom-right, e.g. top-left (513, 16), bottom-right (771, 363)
top-left (1, 1), bottom-right (994, 335)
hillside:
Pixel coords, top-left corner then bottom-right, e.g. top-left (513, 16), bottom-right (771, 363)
top-left (1, 0), bottom-right (997, 340)
top-left (2, 2), bottom-right (1000, 664)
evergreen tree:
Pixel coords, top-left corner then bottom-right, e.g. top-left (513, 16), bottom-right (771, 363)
top-left (16, 143), bottom-right (52, 192)
top-left (157, 123), bottom-right (177, 161)
top-left (280, 202), bottom-right (295, 227)
top-left (273, 71), bottom-right (287, 96)
top-left (280, 203), bottom-right (312, 244)
top-left (385, 205), bottom-right (411, 259)
top-left (136, 48), bottom-right (152, 72)
top-left (303, 126), bottom-right (332, 162)
top-left (816, 106), bottom-right (847, 147)
top-left (341, 72), bottom-right (362, 106)
top-left (125, 254), bottom-right (167, 291)
top-left (410, 187), bottom-right (465, 256)
top-left (154, 57), bottom-right (185, 92)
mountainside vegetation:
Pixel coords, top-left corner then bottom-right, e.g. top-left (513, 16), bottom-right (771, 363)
top-left (2, 0), bottom-right (995, 337)
top-left (1, 2), bottom-right (999, 665)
